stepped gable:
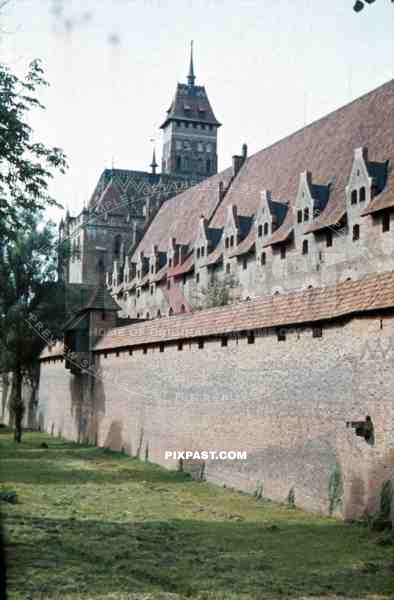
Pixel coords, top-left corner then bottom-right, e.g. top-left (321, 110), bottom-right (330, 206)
top-left (131, 168), bottom-right (233, 257)
top-left (95, 271), bottom-right (394, 351)
top-left (211, 79), bottom-right (394, 235)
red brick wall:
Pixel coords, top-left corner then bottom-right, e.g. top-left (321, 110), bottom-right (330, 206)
top-left (37, 315), bottom-right (394, 520)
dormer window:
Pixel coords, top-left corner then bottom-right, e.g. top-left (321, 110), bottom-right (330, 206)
top-left (382, 213), bottom-right (390, 233)
top-left (352, 224), bottom-right (360, 241)
top-left (351, 190), bottom-right (358, 205)
top-left (261, 252), bottom-right (266, 266)
top-left (359, 187), bottom-right (366, 202)
top-left (230, 235), bottom-right (234, 247)
top-left (197, 248), bottom-right (200, 259)
top-left (201, 247), bottom-right (205, 257)
top-left (264, 223), bottom-right (269, 235)
top-left (225, 238), bottom-right (229, 249)
top-left (297, 210), bottom-right (302, 224)
top-left (258, 224), bottom-right (263, 238)
top-left (304, 208), bottom-right (309, 222)
top-left (302, 240), bottom-right (309, 255)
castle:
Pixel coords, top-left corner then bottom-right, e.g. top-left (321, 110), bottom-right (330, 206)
top-left (11, 53), bottom-right (394, 520)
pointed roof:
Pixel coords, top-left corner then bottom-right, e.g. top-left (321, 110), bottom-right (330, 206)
top-left (187, 40), bottom-right (195, 86)
top-left (160, 83), bottom-right (221, 128)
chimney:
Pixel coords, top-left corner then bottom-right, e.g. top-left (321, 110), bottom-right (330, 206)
top-left (232, 155), bottom-right (243, 178)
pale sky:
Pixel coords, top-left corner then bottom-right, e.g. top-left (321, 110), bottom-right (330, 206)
top-left (1, 0), bottom-right (393, 222)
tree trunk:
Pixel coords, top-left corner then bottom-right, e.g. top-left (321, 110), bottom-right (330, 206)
top-left (13, 367), bottom-right (24, 443)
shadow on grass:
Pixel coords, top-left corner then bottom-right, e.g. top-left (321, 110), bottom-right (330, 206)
top-left (3, 513), bottom-right (394, 599)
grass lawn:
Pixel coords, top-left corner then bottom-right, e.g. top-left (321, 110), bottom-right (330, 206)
top-left (0, 430), bottom-right (393, 600)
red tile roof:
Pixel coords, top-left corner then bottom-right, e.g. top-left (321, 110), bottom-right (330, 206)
top-left (166, 254), bottom-right (194, 277)
top-left (211, 79), bottom-right (394, 236)
top-left (132, 80), bottom-right (393, 258)
top-left (94, 271), bottom-right (394, 351)
top-left (131, 170), bottom-right (233, 260)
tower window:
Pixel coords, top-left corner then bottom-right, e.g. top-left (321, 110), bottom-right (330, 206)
top-left (382, 213), bottom-right (390, 232)
top-left (352, 224), bottom-right (360, 241)
top-left (359, 187), bottom-right (366, 202)
top-left (302, 240), bottom-right (308, 255)
top-left (326, 230), bottom-right (333, 247)
top-left (351, 189), bottom-right (358, 205)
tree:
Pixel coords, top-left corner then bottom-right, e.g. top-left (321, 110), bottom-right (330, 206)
top-left (0, 214), bottom-right (66, 441)
top-left (0, 59), bottom-right (66, 242)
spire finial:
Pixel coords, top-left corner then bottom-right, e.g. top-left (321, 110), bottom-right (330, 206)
top-left (187, 40), bottom-right (195, 86)
top-left (150, 147), bottom-right (158, 175)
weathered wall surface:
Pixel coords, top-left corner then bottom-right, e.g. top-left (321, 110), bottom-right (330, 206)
top-left (37, 315), bottom-right (394, 520)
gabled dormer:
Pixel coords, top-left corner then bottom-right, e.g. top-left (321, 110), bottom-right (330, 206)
top-left (295, 172), bottom-right (315, 228)
top-left (136, 251), bottom-right (148, 282)
top-left (346, 148), bottom-right (372, 211)
top-left (167, 238), bottom-right (177, 268)
top-left (256, 190), bottom-right (274, 243)
top-left (223, 205), bottom-right (239, 252)
top-left (194, 216), bottom-right (209, 263)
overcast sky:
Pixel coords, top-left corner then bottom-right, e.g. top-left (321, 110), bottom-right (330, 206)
top-left (1, 0), bottom-right (393, 221)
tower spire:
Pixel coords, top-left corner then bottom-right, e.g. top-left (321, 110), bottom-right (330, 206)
top-left (150, 148), bottom-right (158, 175)
top-left (187, 40), bottom-right (195, 86)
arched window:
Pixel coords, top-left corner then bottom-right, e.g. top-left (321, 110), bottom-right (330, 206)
top-left (302, 240), bottom-right (308, 255)
top-left (351, 189), bottom-right (358, 205)
top-left (225, 237), bottom-right (229, 249)
top-left (359, 187), bottom-right (366, 202)
top-left (230, 235), bottom-right (234, 247)
top-left (114, 235), bottom-right (121, 259)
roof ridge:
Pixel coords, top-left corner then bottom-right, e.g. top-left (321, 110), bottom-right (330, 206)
top-left (245, 78), bottom-right (394, 166)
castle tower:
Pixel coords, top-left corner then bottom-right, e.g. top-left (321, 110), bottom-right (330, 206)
top-left (160, 42), bottom-right (221, 178)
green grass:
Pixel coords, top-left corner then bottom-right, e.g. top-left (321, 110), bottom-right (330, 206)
top-left (0, 430), bottom-right (393, 600)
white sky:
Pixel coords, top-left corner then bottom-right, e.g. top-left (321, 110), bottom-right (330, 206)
top-left (1, 0), bottom-right (393, 222)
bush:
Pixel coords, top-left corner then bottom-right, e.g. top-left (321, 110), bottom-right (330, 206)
top-left (0, 489), bottom-right (18, 504)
